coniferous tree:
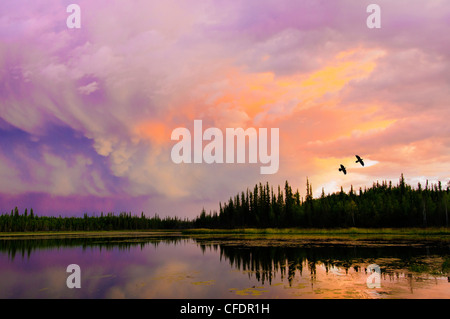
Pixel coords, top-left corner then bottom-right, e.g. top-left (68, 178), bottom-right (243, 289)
top-left (1, 174), bottom-right (449, 231)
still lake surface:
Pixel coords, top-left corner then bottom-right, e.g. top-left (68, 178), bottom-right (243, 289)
top-left (0, 232), bottom-right (449, 299)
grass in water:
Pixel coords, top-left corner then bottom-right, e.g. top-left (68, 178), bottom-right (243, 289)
top-left (181, 227), bottom-right (450, 236)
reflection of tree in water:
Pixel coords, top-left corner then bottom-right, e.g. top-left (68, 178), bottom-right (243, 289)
top-left (205, 242), bottom-right (450, 286)
top-left (2, 235), bottom-right (449, 286)
top-left (0, 236), bottom-right (186, 261)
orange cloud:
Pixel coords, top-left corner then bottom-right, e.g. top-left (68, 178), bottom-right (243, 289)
top-left (134, 120), bottom-right (171, 145)
top-left (196, 48), bottom-right (385, 128)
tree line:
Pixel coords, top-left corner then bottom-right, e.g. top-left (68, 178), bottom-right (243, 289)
top-left (0, 209), bottom-right (191, 232)
top-left (194, 174), bottom-right (450, 228)
top-left (1, 174), bottom-right (449, 232)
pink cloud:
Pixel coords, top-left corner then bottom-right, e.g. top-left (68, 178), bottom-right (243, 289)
top-left (0, 0), bottom-right (449, 216)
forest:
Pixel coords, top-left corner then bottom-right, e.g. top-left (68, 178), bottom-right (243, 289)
top-left (195, 174), bottom-right (449, 228)
top-left (1, 174), bottom-right (449, 232)
top-left (0, 209), bottom-right (191, 232)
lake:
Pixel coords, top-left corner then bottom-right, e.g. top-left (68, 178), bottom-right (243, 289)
top-left (0, 232), bottom-right (449, 299)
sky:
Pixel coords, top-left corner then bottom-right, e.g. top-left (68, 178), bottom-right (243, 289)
top-left (1, 0), bottom-right (449, 218)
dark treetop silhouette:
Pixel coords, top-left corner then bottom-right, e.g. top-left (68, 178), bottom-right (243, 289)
top-left (1, 175), bottom-right (449, 230)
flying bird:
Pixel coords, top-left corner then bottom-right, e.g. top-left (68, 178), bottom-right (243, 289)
top-left (339, 164), bottom-right (347, 175)
top-left (355, 155), bottom-right (364, 167)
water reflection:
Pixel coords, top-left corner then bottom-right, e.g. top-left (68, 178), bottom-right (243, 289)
top-left (208, 239), bottom-right (450, 285)
top-left (0, 234), bottom-right (187, 261)
top-left (0, 233), bottom-right (448, 298)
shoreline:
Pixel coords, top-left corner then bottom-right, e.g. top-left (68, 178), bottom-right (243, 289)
top-left (0, 227), bottom-right (449, 238)
top-left (181, 227), bottom-right (450, 235)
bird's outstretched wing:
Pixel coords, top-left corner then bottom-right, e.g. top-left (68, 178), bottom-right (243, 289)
top-left (355, 155), bottom-right (365, 166)
top-left (339, 164), bottom-right (347, 174)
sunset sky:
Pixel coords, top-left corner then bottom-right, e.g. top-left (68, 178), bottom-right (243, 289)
top-left (1, 0), bottom-right (449, 217)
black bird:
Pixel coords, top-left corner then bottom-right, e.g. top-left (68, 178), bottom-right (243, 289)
top-left (339, 164), bottom-right (347, 175)
top-left (355, 155), bottom-right (364, 167)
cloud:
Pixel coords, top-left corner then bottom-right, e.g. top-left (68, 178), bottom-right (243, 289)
top-left (78, 81), bottom-right (99, 95)
top-left (0, 0), bottom-right (449, 216)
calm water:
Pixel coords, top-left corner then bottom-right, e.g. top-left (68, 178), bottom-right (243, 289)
top-left (0, 233), bottom-right (449, 299)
